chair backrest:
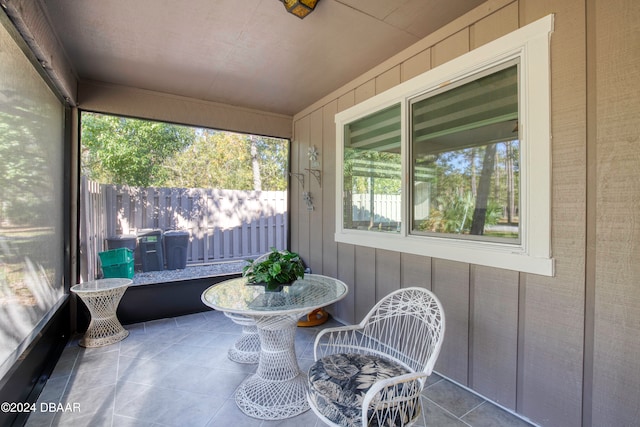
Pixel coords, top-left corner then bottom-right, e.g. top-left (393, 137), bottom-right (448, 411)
top-left (360, 287), bottom-right (445, 375)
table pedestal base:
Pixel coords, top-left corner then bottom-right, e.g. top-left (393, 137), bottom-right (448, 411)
top-left (236, 374), bottom-right (308, 420)
top-left (228, 326), bottom-right (260, 364)
top-left (224, 312), bottom-right (260, 363)
top-left (235, 314), bottom-right (309, 420)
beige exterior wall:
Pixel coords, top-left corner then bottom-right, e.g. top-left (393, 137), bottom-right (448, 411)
top-left (290, 0), bottom-right (640, 426)
top-left (591, 1), bottom-right (640, 426)
top-left (79, 80), bottom-right (293, 139)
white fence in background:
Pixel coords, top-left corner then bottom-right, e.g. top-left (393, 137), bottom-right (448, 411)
top-left (80, 176), bottom-right (288, 281)
top-left (351, 193), bottom-right (402, 223)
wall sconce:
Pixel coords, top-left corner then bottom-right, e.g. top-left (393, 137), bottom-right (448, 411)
top-left (290, 145), bottom-right (321, 210)
top-left (306, 145), bottom-right (322, 187)
top-left (303, 191), bottom-right (314, 211)
top-left (281, 0), bottom-right (319, 19)
top-left (308, 145), bottom-right (319, 167)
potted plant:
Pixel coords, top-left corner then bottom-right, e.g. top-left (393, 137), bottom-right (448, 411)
top-left (242, 248), bottom-right (305, 292)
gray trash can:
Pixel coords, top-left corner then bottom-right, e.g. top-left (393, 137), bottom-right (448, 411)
top-left (164, 230), bottom-right (190, 270)
top-left (137, 229), bottom-right (164, 272)
top-left (106, 234), bottom-right (137, 252)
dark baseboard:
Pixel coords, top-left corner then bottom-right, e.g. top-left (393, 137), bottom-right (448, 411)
top-left (113, 273), bottom-right (242, 325)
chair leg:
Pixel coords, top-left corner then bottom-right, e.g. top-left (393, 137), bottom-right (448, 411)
top-left (413, 394), bottom-right (427, 427)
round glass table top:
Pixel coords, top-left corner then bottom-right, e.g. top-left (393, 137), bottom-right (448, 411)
top-left (71, 278), bottom-right (132, 294)
top-left (201, 274), bottom-right (348, 316)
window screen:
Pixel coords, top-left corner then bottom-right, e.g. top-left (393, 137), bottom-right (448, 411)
top-left (0, 19), bottom-right (66, 378)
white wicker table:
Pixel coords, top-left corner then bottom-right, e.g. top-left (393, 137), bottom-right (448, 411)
top-left (202, 274), bottom-right (348, 420)
top-left (71, 278), bottom-right (131, 348)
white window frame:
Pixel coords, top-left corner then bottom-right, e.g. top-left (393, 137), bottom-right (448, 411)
top-left (335, 15), bottom-right (554, 276)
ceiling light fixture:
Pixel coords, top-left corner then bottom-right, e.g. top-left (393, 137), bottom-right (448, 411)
top-left (281, 0), bottom-right (319, 19)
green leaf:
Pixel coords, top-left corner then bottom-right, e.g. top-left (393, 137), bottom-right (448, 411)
top-left (242, 248), bottom-right (305, 286)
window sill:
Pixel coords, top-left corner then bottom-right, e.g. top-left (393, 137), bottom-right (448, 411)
top-left (335, 231), bottom-right (554, 276)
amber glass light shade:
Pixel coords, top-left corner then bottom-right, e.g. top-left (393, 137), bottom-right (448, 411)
top-left (282, 0), bottom-right (319, 19)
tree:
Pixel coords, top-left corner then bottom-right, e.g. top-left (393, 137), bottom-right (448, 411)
top-left (250, 136), bottom-right (262, 191)
top-left (249, 135), bottom-right (289, 191)
top-left (470, 144), bottom-right (497, 235)
top-left (164, 130), bottom-right (252, 189)
top-left (163, 131), bottom-right (288, 191)
top-left (81, 113), bottom-right (289, 191)
top-left (81, 113), bottom-right (194, 186)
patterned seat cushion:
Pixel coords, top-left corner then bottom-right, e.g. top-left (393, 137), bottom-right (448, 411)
top-left (308, 353), bottom-right (418, 427)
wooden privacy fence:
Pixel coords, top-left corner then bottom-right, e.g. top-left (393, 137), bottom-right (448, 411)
top-left (80, 177), bottom-right (288, 281)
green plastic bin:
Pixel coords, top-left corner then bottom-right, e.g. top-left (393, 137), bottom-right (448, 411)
top-left (99, 248), bottom-right (134, 279)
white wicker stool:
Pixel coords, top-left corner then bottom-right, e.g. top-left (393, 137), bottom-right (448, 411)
top-left (224, 312), bottom-right (260, 364)
top-left (71, 278), bottom-right (131, 348)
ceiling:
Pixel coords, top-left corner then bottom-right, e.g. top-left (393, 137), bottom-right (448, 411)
top-left (41, 0), bottom-right (486, 116)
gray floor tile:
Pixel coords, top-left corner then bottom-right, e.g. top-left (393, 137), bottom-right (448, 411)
top-left (160, 364), bottom-right (248, 397)
top-left (143, 342), bottom-right (198, 365)
top-left (119, 337), bottom-right (175, 360)
top-left (65, 363), bottom-right (118, 393)
top-left (210, 320), bottom-right (243, 334)
top-left (114, 381), bottom-right (221, 426)
top-left (206, 399), bottom-right (263, 427)
top-left (144, 317), bottom-right (177, 331)
top-left (426, 372), bottom-right (443, 387)
top-left (462, 401), bottom-right (534, 427)
top-left (176, 330), bottom-right (239, 349)
top-left (27, 311), bottom-right (534, 427)
top-left (418, 397), bottom-right (472, 427)
top-left (72, 348), bottom-right (120, 375)
top-left (297, 356), bottom-right (316, 374)
top-left (53, 412), bottom-right (113, 427)
top-left (295, 326), bottom-right (320, 343)
top-left (112, 414), bottom-right (164, 426)
top-left (174, 312), bottom-right (210, 328)
top-left (423, 379), bottom-right (485, 418)
top-left (52, 410), bottom-right (113, 427)
top-left (177, 344), bottom-right (257, 373)
top-left (259, 408), bottom-right (320, 426)
top-left (117, 355), bottom-right (176, 385)
top-left (48, 347), bottom-right (79, 379)
top-left (59, 383), bottom-right (115, 423)
top-left (77, 340), bottom-right (122, 354)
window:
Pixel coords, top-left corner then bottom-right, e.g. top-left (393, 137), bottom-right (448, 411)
top-left (410, 62), bottom-right (519, 243)
top-left (343, 104), bottom-right (401, 233)
top-left (335, 16), bottom-right (554, 276)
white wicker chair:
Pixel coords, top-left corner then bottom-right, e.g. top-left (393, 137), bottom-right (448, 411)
top-left (307, 287), bottom-right (445, 427)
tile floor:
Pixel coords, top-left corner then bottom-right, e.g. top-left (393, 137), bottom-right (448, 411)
top-left (25, 310), bottom-right (535, 427)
